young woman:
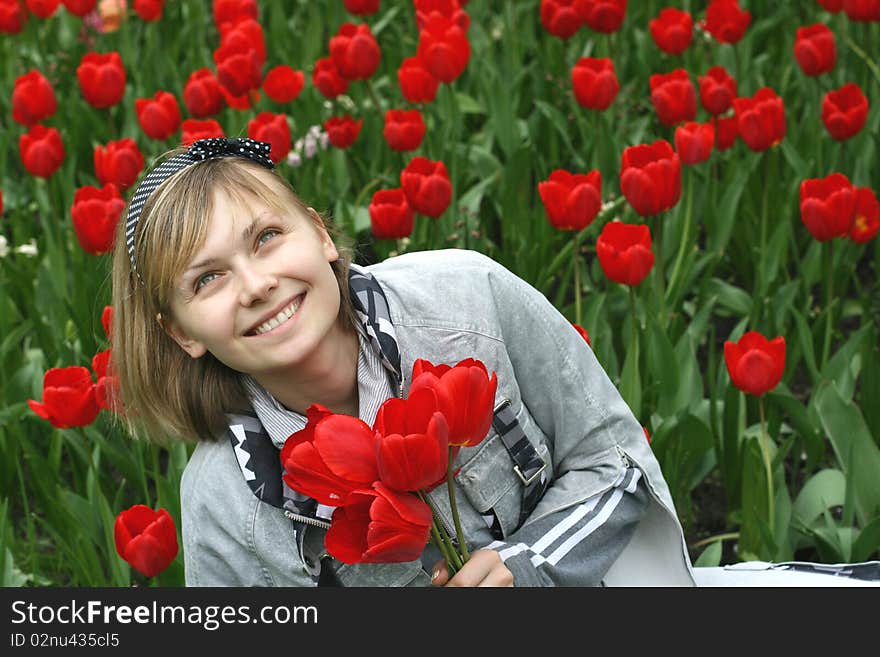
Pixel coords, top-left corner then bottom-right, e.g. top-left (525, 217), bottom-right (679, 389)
top-left (111, 137), bottom-right (695, 587)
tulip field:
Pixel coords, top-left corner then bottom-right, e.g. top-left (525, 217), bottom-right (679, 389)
top-left (1, 0), bottom-right (879, 586)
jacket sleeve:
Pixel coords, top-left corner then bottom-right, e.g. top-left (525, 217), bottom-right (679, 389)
top-left (482, 467), bottom-right (648, 586)
top-left (481, 255), bottom-right (655, 586)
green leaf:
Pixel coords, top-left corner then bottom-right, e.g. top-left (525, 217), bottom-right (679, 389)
top-left (647, 318), bottom-right (680, 417)
top-left (708, 165), bottom-right (753, 255)
top-left (694, 541), bottom-right (722, 567)
top-left (619, 331), bottom-right (641, 421)
top-left (813, 382), bottom-right (880, 526)
top-left (790, 307), bottom-right (821, 385)
top-left (703, 278), bottom-right (752, 317)
top-left (852, 516), bottom-right (880, 562)
top-left (791, 468), bottom-right (846, 528)
top-left (455, 93), bottom-right (486, 115)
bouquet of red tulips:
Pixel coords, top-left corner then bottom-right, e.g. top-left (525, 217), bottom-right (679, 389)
top-left (280, 357), bottom-right (498, 574)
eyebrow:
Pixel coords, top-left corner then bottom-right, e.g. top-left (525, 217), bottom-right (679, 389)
top-left (182, 212), bottom-right (275, 276)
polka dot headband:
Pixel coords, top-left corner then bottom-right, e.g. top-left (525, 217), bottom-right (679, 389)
top-left (125, 137), bottom-right (275, 281)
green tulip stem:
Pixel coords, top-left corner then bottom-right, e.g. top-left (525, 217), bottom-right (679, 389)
top-left (651, 214), bottom-right (667, 324)
top-left (758, 396), bottom-right (775, 533)
top-left (629, 285), bottom-right (639, 335)
top-left (573, 233), bottom-right (582, 326)
top-left (418, 491), bottom-right (461, 575)
top-left (757, 153), bottom-right (771, 327)
top-left (150, 445), bottom-right (162, 506)
top-left (364, 78), bottom-right (383, 114)
top-left (446, 446), bottom-right (470, 563)
top-left (822, 242), bottom-right (834, 369)
top-left (666, 167), bottom-right (694, 306)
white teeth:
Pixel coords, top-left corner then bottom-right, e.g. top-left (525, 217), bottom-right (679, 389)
top-left (253, 297), bottom-right (301, 335)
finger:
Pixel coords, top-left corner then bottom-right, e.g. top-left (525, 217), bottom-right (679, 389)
top-left (430, 560), bottom-right (450, 587)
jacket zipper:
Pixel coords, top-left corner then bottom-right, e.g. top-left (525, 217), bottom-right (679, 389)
top-left (284, 510), bottom-right (331, 530)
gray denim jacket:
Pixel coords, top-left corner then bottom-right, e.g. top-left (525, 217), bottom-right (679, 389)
top-left (180, 249), bottom-right (696, 586)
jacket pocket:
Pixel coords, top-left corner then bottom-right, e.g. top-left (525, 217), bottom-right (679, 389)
top-left (455, 403), bottom-right (553, 538)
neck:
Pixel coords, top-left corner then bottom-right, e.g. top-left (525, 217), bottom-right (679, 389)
top-left (255, 320), bottom-right (360, 418)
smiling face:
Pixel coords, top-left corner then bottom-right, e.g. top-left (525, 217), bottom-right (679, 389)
top-left (163, 167), bottom-right (346, 380)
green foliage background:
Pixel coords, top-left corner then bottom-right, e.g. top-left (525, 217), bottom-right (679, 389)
top-left (0, 0), bottom-right (878, 585)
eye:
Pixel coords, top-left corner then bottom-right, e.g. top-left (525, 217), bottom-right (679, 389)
top-left (194, 271), bottom-right (221, 292)
top-left (257, 228), bottom-right (281, 247)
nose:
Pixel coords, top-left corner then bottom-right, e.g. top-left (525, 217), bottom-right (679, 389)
top-left (237, 261), bottom-right (277, 306)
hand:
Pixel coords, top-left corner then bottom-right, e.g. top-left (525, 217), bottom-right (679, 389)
top-left (431, 549), bottom-right (514, 587)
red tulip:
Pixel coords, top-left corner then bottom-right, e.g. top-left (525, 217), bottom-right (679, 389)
top-left (94, 138), bottom-right (144, 191)
top-left (12, 70), bottom-right (57, 126)
top-left (220, 86), bottom-right (258, 111)
top-left (572, 323), bottom-right (592, 346)
top-left (133, 0), bottom-right (163, 20)
top-left (576, 0), bottom-right (627, 34)
top-left (247, 112), bottom-right (290, 163)
top-left (28, 366), bottom-right (99, 428)
top-left (821, 82), bottom-right (869, 141)
top-left (312, 57), bottom-right (349, 99)
top-left (324, 482), bottom-right (432, 564)
top-left (799, 173), bottom-right (857, 241)
top-left (571, 57), bottom-right (619, 110)
top-left (817, 0), bottom-right (843, 11)
top-left (400, 156), bottom-right (452, 218)
top-left (324, 115), bottom-right (363, 149)
top-left (724, 331), bottom-right (786, 397)
top-left (715, 115), bottom-right (739, 151)
top-left (212, 0), bottom-right (257, 26)
top-left (794, 24), bottom-right (837, 76)
top-left (62, 0), bottom-right (97, 17)
top-left (374, 388), bottom-right (449, 492)
top-left (135, 90), bottom-right (181, 141)
top-left (71, 183), bottom-right (125, 255)
top-left (619, 139), bottom-right (682, 216)
top-left (733, 87), bottom-right (786, 152)
top-left (219, 17), bottom-right (265, 66)
top-left (114, 506), bottom-right (179, 578)
top-left (19, 125), bottom-right (65, 179)
top-left (262, 65), bottom-right (304, 103)
top-left (397, 57), bottom-right (440, 104)
top-left (77, 52), bottom-right (126, 109)
top-left (369, 189), bottom-right (414, 239)
top-left (849, 187), bottom-right (880, 243)
top-left (414, 0), bottom-right (470, 31)
top-left (344, 0), bottom-right (379, 15)
top-left (596, 221), bottom-right (655, 286)
top-left (675, 122), bottom-right (715, 166)
top-left (281, 407), bottom-right (380, 506)
top-left (416, 13), bottom-right (470, 83)
top-left (0, 0), bottom-right (27, 33)
top-left (538, 169), bottom-right (602, 230)
top-left (102, 305), bottom-right (114, 339)
top-left (26, 0), bottom-right (59, 19)
top-left (408, 358), bottom-right (497, 447)
top-left (843, 0), bottom-right (880, 21)
top-left (540, 0), bottom-right (583, 39)
top-left (91, 348), bottom-right (121, 413)
top-left (383, 109), bottom-right (426, 152)
top-left (649, 8), bottom-right (693, 55)
top-left (213, 36), bottom-right (262, 97)
top-left (698, 66), bottom-right (737, 116)
top-left (330, 22), bottom-right (381, 80)
top-left (649, 68), bottom-right (696, 127)
top-left (702, 0), bottom-right (751, 44)
top-left (182, 118), bottom-right (224, 145)
top-left (183, 69), bottom-right (226, 118)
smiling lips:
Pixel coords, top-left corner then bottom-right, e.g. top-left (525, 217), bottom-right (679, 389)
top-left (248, 293), bottom-right (305, 336)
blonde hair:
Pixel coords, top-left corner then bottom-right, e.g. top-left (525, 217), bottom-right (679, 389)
top-left (109, 151), bottom-right (358, 444)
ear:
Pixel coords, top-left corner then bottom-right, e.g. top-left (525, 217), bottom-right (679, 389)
top-left (307, 206), bottom-right (339, 262)
top-left (158, 313), bottom-right (208, 359)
